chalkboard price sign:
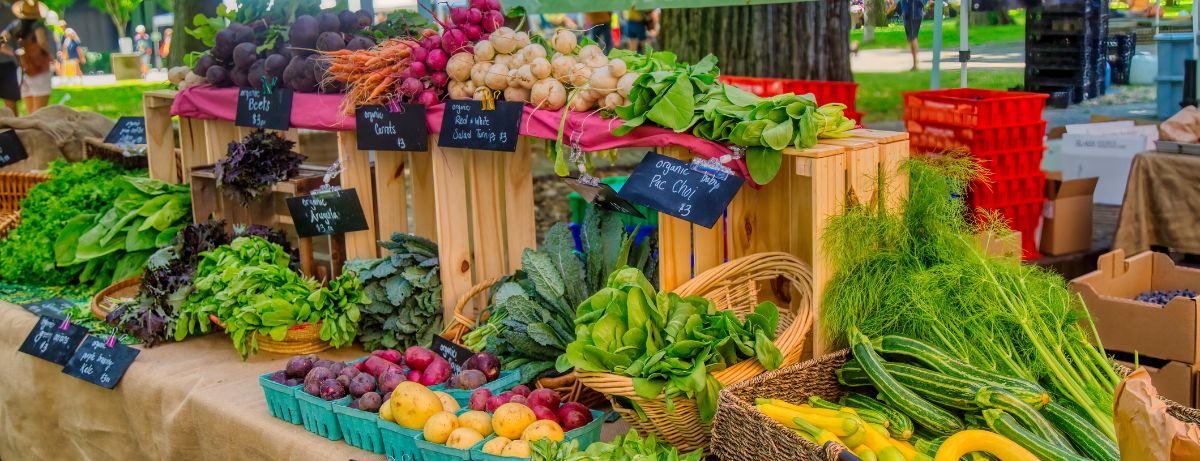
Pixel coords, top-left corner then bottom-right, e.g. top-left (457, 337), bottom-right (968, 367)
top-left (355, 104), bottom-right (428, 151)
top-left (235, 88), bottom-right (293, 130)
top-left (63, 335), bottom-right (140, 389)
top-left (562, 177), bottom-right (646, 219)
top-left (431, 335), bottom-right (474, 374)
top-left (618, 153), bottom-right (744, 228)
top-left (22, 298), bottom-right (76, 318)
top-left (437, 100), bottom-right (522, 152)
top-left (0, 129), bottom-right (28, 167)
top-left (285, 189), bottom-right (370, 238)
top-left (18, 315), bottom-right (88, 366)
top-left (103, 116), bottom-right (147, 145)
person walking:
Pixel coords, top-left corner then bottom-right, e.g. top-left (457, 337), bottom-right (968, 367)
top-left (584, 12), bottom-right (613, 53)
top-left (5, 0), bottom-right (52, 114)
top-left (0, 32), bottom-right (20, 115)
top-left (899, 0), bottom-right (928, 71)
top-left (60, 27), bottom-right (83, 84)
top-left (158, 28), bottom-right (171, 67)
top-left (134, 24), bottom-right (152, 77)
top-left (621, 9), bottom-right (649, 52)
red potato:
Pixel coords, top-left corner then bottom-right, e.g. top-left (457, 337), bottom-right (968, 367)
top-left (420, 357), bottom-right (453, 386)
top-left (404, 346), bottom-right (437, 371)
top-left (508, 395), bottom-right (527, 406)
top-left (531, 405), bottom-right (559, 423)
top-left (407, 369), bottom-right (423, 383)
top-left (362, 355), bottom-right (402, 377)
top-left (557, 402), bottom-right (593, 431)
top-left (371, 349), bottom-right (403, 365)
top-left (510, 385), bottom-right (531, 397)
top-left (469, 388), bottom-right (493, 411)
top-left (486, 394), bottom-right (509, 413)
top-left (527, 388), bottom-right (561, 411)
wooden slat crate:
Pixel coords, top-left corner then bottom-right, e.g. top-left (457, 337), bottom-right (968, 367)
top-left (656, 129), bottom-right (910, 356)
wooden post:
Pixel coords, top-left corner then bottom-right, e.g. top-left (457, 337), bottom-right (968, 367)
top-left (374, 151), bottom-right (410, 238)
top-left (501, 137), bottom-right (536, 271)
top-left (409, 148), bottom-right (438, 241)
top-left (177, 118), bottom-right (206, 184)
top-left (202, 119), bottom-right (238, 164)
top-left (143, 90), bottom-right (177, 183)
top-left (337, 131), bottom-right (378, 260)
top-left (431, 140), bottom-right (473, 321)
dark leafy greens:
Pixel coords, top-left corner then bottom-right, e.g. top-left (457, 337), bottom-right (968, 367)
top-left (530, 429), bottom-right (704, 461)
top-left (343, 233), bottom-right (442, 351)
top-left (561, 267), bottom-right (782, 422)
top-left (215, 129), bottom-right (306, 204)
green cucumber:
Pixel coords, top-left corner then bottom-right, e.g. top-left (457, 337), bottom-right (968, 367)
top-left (983, 409), bottom-right (1089, 461)
top-left (1041, 401), bottom-right (1119, 461)
top-left (913, 436), bottom-right (946, 457)
top-left (837, 359), bottom-right (872, 387)
top-left (838, 360), bottom-right (982, 410)
top-left (976, 387), bottom-right (1076, 454)
top-left (849, 331), bottom-right (964, 436)
top-left (877, 335), bottom-right (1050, 408)
top-left (841, 392), bottom-right (914, 441)
top-left (963, 412), bottom-right (990, 430)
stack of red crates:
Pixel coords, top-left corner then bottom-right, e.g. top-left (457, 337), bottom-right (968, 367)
top-left (719, 76), bottom-right (864, 124)
top-left (902, 88), bottom-right (1050, 259)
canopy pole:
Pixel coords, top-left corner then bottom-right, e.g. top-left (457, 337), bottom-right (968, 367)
top-left (960, 1), bottom-right (968, 88)
top-left (931, 0), bottom-right (943, 89)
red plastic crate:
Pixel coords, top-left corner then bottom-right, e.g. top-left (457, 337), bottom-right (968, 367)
top-left (968, 173), bottom-right (1046, 210)
top-left (973, 148), bottom-right (1045, 180)
top-left (906, 120), bottom-right (1046, 155)
top-left (971, 198), bottom-right (1043, 260)
top-left (903, 88), bottom-right (1048, 128)
top-left (719, 75), bottom-right (858, 111)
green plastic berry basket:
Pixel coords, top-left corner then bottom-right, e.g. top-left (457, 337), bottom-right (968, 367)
top-left (470, 435), bottom-right (521, 461)
top-left (379, 419), bottom-right (424, 461)
top-left (429, 370), bottom-right (521, 408)
top-left (415, 433), bottom-right (477, 461)
top-left (332, 402), bottom-right (385, 454)
top-left (295, 391), bottom-right (351, 441)
top-left (258, 372), bottom-right (303, 424)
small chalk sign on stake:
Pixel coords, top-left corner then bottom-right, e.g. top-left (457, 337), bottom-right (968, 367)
top-left (437, 100), bottom-right (522, 152)
top-left (561, 176), bottom-right (646, 219)
top-left (355, 104), bottom-right (428, 151)
top-left (18, 315), bottom-right (88, 366)
top-left (103, 116), bottom-right (147, 145)
top-left (63, 335), bottom-right (139, 389)
top-left (431, 335), bottom-right (474, 374)
top-left (0, 129), bottom-right (28, 167)
top-left (235, 87), bottom-right (292, 130)
top-left (618, 152), bottom-right (744, 228)
top-left (285, 189), bottom-right (370, 238)
top-left (22, 298), bottom-right (76, 318)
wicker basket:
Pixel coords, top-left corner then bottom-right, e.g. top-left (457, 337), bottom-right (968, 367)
top-left (83, 137), bottom-right (148, 170)
top-left (441, 278), bottom-right (608, 408)
top-left (711, 351), bottom-right (1200, 461)
top-left (90, 276), bottom-right (141, 320)
top-left (0, 171), bottom-right (50, 239)
top-left (256, 322), bottom-right (332, 355)
top-left (576, 251), bottom-right (815, 453)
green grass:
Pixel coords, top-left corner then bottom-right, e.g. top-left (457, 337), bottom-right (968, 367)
top-left (855, 69), bottom-right (1024, 122)
top-left (49, 81), bottom-right (169, 119)
top-left (851, 12), bottom-right (1025, 50)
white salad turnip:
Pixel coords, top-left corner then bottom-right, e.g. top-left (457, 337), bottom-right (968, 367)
top-left (530, 78), bottom-right (567, 110)
top-left (529, 57), bottom-right (552, 80)
top-left (551, 29), bottom-right (576, 54)
top-left (551, 55), bottom-right (576, 80)
top-left (447, 52), bottom-right (474, 82)
top-left (491, 27), bottom-right (519, 54)
top-left (474, 40), bottom-right (496, 62)
top-left (503, 86), bottom-right (530, 103)
top-left (617, 72), bottom-right (638, 97)
top-left (485, 63), bottom-right (509, 90)
top-left (608, 58), bottom-right (627, 78)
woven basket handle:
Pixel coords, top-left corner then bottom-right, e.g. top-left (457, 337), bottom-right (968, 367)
top-left (440, 277), bottom-right (500, 344)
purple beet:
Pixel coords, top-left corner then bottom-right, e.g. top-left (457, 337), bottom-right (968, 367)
top-left (349, 373), bottom-right (377, 398)
top-left (303, 381), bottom-right (320, 396)
top-left (305, 366), bottom-right (335, 386)
top-left (358, 392), bottom-right (383, 412)
top-left (320, 378), bottom-right (347, 400)
top-left (285, 356), bottom-right (315, 378)
top-left (268, 370), bottom-right (288, 384)
top-left (378, 369), bottom-right (405, 395)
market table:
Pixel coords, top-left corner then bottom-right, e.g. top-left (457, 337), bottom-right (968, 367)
top-left (1113, 151), bottom-right (1200, 256)
top-left (0, 302), bottom-right (383, 461)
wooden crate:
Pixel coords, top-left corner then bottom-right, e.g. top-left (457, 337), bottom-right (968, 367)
top-left (656, 129), bottom-right (910, 355)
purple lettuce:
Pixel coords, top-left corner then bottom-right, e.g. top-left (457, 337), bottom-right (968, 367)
top-left (215, 129), bottom-right (306, 204)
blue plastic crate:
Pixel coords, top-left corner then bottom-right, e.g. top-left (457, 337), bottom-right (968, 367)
top-left (258, 372), bottom-right (303, 424)
top-left (332, 403), bottom-right (386, 454)
top-left (379, 419), bottom-right (424, 461)
top-left (296, 391), bottom-right (351, 441)
top-left (429, 370), bottom-right (521, 408)
top-left (1155, 32), bottom-right (1194, 80)
top-left (1157, 77), bottom-right (1185, 120)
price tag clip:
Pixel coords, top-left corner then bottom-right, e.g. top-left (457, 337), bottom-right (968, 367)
top-left (58, 311), bottom-right (72, 332)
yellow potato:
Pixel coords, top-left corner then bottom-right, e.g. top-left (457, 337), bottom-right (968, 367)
top-left (434, 391), bottom-right (461, 412)
top-left (446, 427), bottom-right (485, 449)
top-left (422, 411), bottom-right (460, 444)
top-left (501, 440), bottom-right (532, 457)
top-left (520, 420), bottom-right (565, 442)
top-left (492, 403), bottom-right (537, 439)
top-left (459, 410), bottom-right (493, 436)
top-left (391, 382), bottom-right (444, 429)
top-left (482, 436), bottom-right (511, 455)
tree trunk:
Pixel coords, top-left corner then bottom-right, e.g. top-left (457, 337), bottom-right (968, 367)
top-left (169, 0), bottom-right (221, 67)
top-left (660, 1), bottom-right (852, 81)
top-left (112, 15), bottom-right (127, 38)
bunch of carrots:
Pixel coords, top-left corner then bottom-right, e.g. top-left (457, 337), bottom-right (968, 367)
top-left (321, 38), bottom-right (417, 114)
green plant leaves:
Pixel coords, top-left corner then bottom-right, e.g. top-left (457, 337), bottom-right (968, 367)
top-left (746, 147), bottom-right (782, 185)
top-left (345, 233), bottom-right (442, 352)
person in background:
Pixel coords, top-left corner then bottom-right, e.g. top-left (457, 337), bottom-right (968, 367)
top-left (158, 28), bottom-right (171, 67)
top-left (59, 27), bottom-right (83, 84)
top-left (584, 12), bottom-right (613, 53)
top-left (0, 25), bottom-right (20, 115)
top-left (899, 0), bottom-right (928, 71)
top-left (6, 0), bottom-right (52, 114)
top-left (134, 24), bottom-right (151, 77)
top-left (621, 9), bottom-right (649, 52)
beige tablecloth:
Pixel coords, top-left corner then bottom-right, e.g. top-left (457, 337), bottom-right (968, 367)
top-left (1113, 152), bottom-right (1200, 256)
top-left (0, 302), bottom-right (383, 461)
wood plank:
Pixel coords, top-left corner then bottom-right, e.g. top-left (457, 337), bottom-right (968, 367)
top-left (178, 118), bottom-right (207, 184)
top-left (803, 154), bottom-right (847, 356)
top-left (142, 90), bottom-right (176, 109)
top-left (878, 139), bottom-right (910, 212)
top-left (336, 131), bottom-right (379, 260)
top-left (724, 187), bottom-right (752, 260)
top-left (374, 151), bottom-right (409, 238)
top-left (143, 98), bottom-right (176, 184)
top-left (189, 176), bottom-right (219, 223)
top-left (202, 119), bottom-right (238, 164)
top-left (410, 146), bottom-right (438, 241)
top-left (468, 150), bottom-right (507, 281)
top-left (656, 214), bottom-right (692, 292)
top-left (691, 219), bottom-right (724, 276)
top-left (844, 138), bottom-right (881, 208)
top-left (502, 137), bottom-right (535, 271)
top-left (431, 139), bottom-right (475, 321)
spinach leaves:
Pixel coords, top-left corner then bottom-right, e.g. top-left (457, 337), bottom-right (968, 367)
top-left (562, 267), bottom-right (783, 422)
top-left (343, 233), bottom-right (442, 352)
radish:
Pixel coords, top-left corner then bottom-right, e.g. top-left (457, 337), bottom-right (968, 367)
top-left (482, 10), bottom-right (504, 33)
top-left (400, 78), bottom-right (423, 96)
top-left (411, 46), bottom-right (429, 64)
top-left (463, 24), bottom-right (483, 41)
top-left (450, 7), bottom-right (469, 25)
top-left (442, 28), bottom-right (468, 54)
top-left (409, 61), bottom-right (428, 78)
top-left (427, 49), bottom-right (449, 71)
top-left (430, 71), bottom-right (450, 88)
top-left (467, 8), bottom-right (483, 24)
top-left (469, 0), bottom-right (485, 9)
top-left (484, 0), bottom-right (501, 11)
top-left (416, 90), bottom-right (439, 106)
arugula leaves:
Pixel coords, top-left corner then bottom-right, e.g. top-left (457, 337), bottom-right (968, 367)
top-left (343, 233), bottom-right (442, 352)
top-left (530, 429), bottom-right (704, 461)
top-left (562, 267), bottom-right (783, 422)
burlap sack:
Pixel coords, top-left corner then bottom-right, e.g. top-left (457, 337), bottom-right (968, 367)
top-left (1159, 105), bottom-right (1200, 143)
top-left (0, 105), bottom-right (115, 171)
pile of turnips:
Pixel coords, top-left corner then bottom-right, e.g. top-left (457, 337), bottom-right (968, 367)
top-left (190, 10), bottom-right (375, 93)
top-left (446, 28), bottom-right (634, 112)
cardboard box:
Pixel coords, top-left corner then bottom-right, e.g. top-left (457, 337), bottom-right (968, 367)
top-left (1040, 172), bottom-right (1098, 256)
top-left (1114, 359), bottom-right (1196, 406)
top-left (1071, 250), bottom-right (1200, 364)
top-left (980, 230), bottom-right (1022, 260)
top-left (1060, 133), bottom-right (1144, 205)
